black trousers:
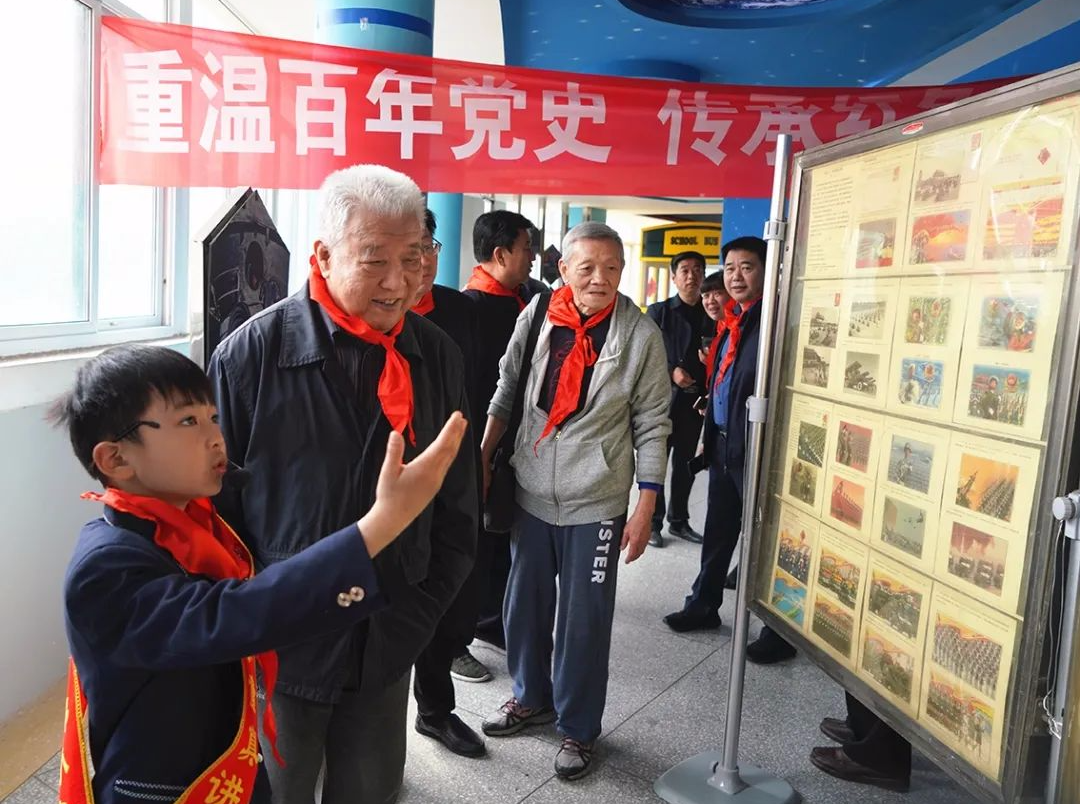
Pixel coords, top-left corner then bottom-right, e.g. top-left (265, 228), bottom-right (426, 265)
top-left (653, 394), bottom-right (705, 529)
top-left (683, 448), bottom-right (741, 615)
top-left (841, 692), bottom-right (912, 777)
top-left (475, 528), bottom-right (511, 647)
top-left (413, 527), bottom-right (496, 719)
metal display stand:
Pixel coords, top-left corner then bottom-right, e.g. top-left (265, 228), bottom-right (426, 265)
top-left (741, 64), bottom-right (1080, 804)
top-left (654, 137), bottom-right (799, 804)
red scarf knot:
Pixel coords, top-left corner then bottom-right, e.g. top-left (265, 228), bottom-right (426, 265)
top-left (465, 265), bottom-right (525, 310)
top-left (308, 255), bottom-right (416, 445)
top-left (713, 297), bottom-right (757, 387)
top-left (534, 286), bottom-right (616, 451)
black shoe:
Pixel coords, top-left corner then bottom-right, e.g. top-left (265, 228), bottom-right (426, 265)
top-left (648, 527), bottom-right (665, 548)
top-left (724, 568), bottom-right (738, 590)
top-left (746, 628), bottom-right (797, 664)
top-left (415, 713), bottom-right (487, 758)
top-left (663, 609), bottom-right (721, 633)
top-left (819, 717), bottom-right (856, 744)
top-left (669, 522), bottom-right (703, 544)
top-left (809, 746), bottom-right (910, 792)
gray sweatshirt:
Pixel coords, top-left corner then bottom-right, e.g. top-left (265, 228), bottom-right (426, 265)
top-left (489, 293), bottom-right (672, 526)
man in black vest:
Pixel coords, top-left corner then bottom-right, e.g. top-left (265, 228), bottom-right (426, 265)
top-left (646, 251), bottom-right (709, 548)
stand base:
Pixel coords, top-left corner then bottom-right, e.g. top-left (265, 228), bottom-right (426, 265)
top-left (654, 753), bottom-right (799, 804)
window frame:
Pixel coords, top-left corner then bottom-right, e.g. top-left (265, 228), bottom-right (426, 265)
top-left (0, 0), bottom-right (190, 359)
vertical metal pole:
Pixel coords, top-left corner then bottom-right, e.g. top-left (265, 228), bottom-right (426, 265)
top-left (710, 135), bottom-right (792, 792)
top-left (1046, 492), bottom-right (1080, 803)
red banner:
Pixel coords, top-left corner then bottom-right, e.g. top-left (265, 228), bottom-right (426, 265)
top-left (100, 18), bottom-right (1011, 197)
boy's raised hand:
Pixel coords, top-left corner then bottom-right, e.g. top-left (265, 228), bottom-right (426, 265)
top-left (357, 412), bottom-right (468, 556)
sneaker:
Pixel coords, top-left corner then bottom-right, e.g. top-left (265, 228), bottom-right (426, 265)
top-left (482, 697), bottom-right (556, 737)
top-left (554, 737), bottom-right (595, 780)
top-left (451, 651), bottom-right (493, 683)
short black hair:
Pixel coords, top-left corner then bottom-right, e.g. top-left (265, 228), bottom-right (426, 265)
top-left (48, 345), bottom-right (214, 482)
top-left (670, 250), bottom-right (706, 272)
top-left (473, 210), bottom-right (535, 262)
top-left (722, 236), bottom-right (767, 266)
top-left (701, 271), bottom-right (726, 294)
top-left (425, 208), bottom-right (437, 237)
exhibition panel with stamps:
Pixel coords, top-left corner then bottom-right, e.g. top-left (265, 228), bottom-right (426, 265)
top-left (757, 93), bottom-right (1080, 788)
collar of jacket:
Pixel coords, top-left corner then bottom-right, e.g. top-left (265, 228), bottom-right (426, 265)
top-left (278, 285), bottom-right (425, 370)
top-left (667, 293), bottom-right (701, 311)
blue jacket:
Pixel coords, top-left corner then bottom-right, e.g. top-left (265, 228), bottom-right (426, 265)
top-left (64, 506), bottom-right (384, 804)
top-left (208, 287), bottom-right (478, 702)
top-left (704, 300), bottom-right (762, 497)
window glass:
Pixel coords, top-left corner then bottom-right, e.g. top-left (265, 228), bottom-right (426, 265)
top-left (0, 0), bottom-right (90, 328)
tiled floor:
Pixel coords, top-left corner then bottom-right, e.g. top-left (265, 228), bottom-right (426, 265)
top-left (4, 481), bottom-right (977, 803)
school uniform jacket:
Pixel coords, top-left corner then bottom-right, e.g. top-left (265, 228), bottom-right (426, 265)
top-left (63, 504), bottom-right (384, 804)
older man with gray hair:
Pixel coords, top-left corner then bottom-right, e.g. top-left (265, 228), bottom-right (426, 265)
top-left (209, 164), bottom-right (477, 803)
top-left (478, 222), bottom-right (670, 780)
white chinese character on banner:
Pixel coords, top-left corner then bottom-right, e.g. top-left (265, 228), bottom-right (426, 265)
top-left (534, 82), bottom-right (611, 163)
top-left (279, 59), bottom-right (358, 155)
top-left (365, 68), bottom-right (443, 160)
top-left (831, 94), bottom-right (899, 139)
top-left (741, 93), bottom-right (823, 164)
top-left (448, 76), bottom-right (526, 160)
top-left (120, 50), bottom-right (192, 153)
top-left (657, 89), bottom-right (737, 166)
top-left (198, 53), bottom-right (275, 153)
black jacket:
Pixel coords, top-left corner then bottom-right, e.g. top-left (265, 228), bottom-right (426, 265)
top-left (208, 287), bottom-right (478, 702)
top-left (463, 279), bottom-right (547, 420)
top-left (704, 301), bottom-right (762, 497)
top-left (64, 507), bottom-right (383, 804)
top-left (425, 284), bottom-right (482, 448)
top-left (646, 294), bottom-right (708, 409)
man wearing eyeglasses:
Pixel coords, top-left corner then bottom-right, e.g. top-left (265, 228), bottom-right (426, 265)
top-left (209, 166), bottom-right (477, 804)
top-left (409, 209), bottom-right (488, 759)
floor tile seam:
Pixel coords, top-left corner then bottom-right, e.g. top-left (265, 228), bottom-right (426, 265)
top-left (599, 645), bottom-right (721, 743)
top-left (31, 770), bottom-right (58, 792)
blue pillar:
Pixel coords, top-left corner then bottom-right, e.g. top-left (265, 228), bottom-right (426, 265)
top-left (721, 198), bottom-right (771, 242)
top-left (427, 192), bottom-right (462, 287)
top-left (315, 0), bottom-right (464, 288)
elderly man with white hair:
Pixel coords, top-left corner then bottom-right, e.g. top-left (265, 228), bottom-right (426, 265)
top-left (209, 165), bottom-right (477, 804)
top-left (478, 222), bottom-right (670, 780)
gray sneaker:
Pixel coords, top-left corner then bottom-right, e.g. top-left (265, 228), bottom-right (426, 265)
top-left (450, 651), bottom-right (493, 683)
top-left (554, 737), bottom-right (594, 780)
top-left (482, 697), bottom-right (556, 736)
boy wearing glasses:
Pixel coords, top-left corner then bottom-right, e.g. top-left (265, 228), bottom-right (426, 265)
top-left (54, 344), bottom-right (466, 804)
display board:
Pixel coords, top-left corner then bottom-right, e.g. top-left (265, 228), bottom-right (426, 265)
top-left (750, 68), bottom-right (1080, 804)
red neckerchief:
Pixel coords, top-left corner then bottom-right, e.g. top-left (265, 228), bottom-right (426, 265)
top-left (76, 488), bottom-right (285, 764)
top-left (465, 266), bottom-right (525, 310)
top-left (535, 286), bottom-right (616, 450)
top-left (412, 290), bottom-right (435, 316)
top-left (714, 297), bottom-right (758, 387)
top-left (308, 256), bottom-right (415, 444)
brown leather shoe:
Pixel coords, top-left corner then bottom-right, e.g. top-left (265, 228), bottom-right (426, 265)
top-left (809, 746), bottom-right (910, 792)
top-left (819, 717), bottom-right (856, 744)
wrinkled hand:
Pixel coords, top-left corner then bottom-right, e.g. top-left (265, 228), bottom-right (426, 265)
top-left (673, 367), bottom-right (694, 389)
top-left (620, 507), bottom-right (652, 564)
top-left (359, 412), bottom-right (468, 555)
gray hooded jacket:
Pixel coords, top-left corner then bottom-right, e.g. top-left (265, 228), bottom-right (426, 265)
top-left (489, 292), bottom-right (672, 526)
